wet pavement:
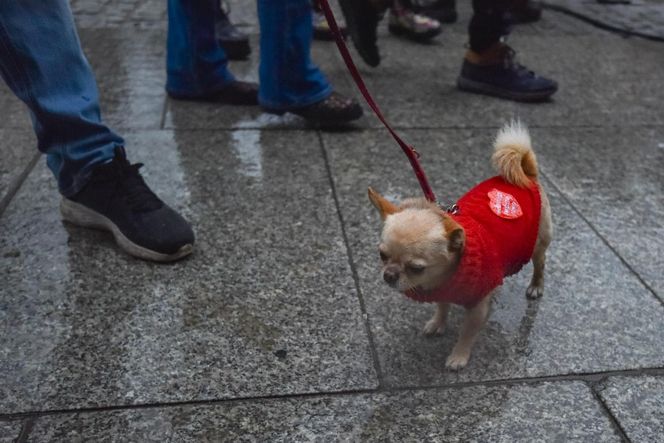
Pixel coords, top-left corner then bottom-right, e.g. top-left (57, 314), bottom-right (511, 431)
top-left (1, 1), bottom-right (663, 442)
top-left (545, 0), bottom-right (664, 40)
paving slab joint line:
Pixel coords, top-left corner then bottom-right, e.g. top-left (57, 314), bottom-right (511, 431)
top-left (316, 130), bottom-right (385, 388)
top-left (15, 417), bottom-right (35, 443)
top-left (0, 151), bottom-right (40, 218)
top-left (2, 367), bottom-right (663, 421)
top-left (588, 381), bottom-right (632, 443)
top-left (152, 122), bottom-right (664, 135)
top-left (542, 2), bottom-right (664, 43)
top-left (540, 170), bottom-right (664, 306)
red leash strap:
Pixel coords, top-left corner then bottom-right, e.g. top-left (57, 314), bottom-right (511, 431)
top-left (316, 0), bottom-right (437, 203)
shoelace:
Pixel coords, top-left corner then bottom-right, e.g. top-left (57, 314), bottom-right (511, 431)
top-left (503, 47), bottom-right (536, 77)
top-left (114, 160), bottom-right (163, 213)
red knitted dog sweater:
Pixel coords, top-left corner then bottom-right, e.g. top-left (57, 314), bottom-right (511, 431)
top-left (405, 176), bottom-right (542, 307)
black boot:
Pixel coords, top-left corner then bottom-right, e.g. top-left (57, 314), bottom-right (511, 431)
top-left (216, 1), bottom-right (251, 60)
top-left (337, 0), bottom-right (387, 67)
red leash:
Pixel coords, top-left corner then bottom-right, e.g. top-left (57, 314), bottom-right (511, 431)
top-left (316, 0), bottom-right (437, 203)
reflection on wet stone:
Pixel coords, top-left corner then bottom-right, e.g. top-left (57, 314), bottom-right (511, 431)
top-left (0, 130), bottom-right (377, 413)
top-left (1, 2), bottom-right (663, 440)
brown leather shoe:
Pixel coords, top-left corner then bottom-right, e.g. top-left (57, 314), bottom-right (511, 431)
top-left (264, 92), bottom-right (363, 126)
top-left (168, 81), bottom-right (258, 105)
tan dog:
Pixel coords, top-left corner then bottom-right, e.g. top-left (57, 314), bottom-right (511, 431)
top-left (368, 122), bottom-right (552, 370)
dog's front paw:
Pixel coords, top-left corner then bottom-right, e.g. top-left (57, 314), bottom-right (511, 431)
top-left (445, 351), bottom-right (470, 370)
top-left (526, 284), bottom-right (544, 299)
top-left (423, 318), bottom-right (446, 336)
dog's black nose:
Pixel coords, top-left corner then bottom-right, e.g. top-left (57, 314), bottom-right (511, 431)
top-left (383, 269), bottom-right (399, 286)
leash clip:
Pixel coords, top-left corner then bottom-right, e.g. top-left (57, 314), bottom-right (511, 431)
top-left (442, 203), bottom-right (459, 215)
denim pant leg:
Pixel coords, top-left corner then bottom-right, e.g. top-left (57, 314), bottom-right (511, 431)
top-left (166, 0), bottom-right (235, 97)
top-left (0, 0), bottom-right (124, 197)
top-left (257, 0), bottom-right (332, 110)
top-left (469, 0), bottom-right (513, 53)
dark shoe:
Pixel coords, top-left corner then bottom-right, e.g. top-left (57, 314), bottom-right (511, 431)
top-left (388, 6), bottom-right (442, 42)
top-left (457, 46), bottom-right (558, 102)
top-left (412, 0), bottom-right (457, 24)
top-left (61, 149), bottom-right (194, 262)
top-left (168, 80), bottom-right (259, 105)
top-left (337, 0), bottom-right (386, 67)
top-left (510, 0), bottom-right (542, 24)
top-left (216, 1), bottom-right (251, 60)
top-left (264, 92), bottom-right (363, 126)
top-left (313, 9), bottom-right (348, 41)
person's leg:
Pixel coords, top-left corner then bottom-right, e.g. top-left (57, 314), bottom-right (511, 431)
top-left (0, 0), bottom-right (123, 197)
top-left (0, 0), bottom-right (194, 261)
top-left (257, 0), bottom-right (362, 125)
top-left (166, 0), bottom-right (235, 97)
top-left (257, 0), bottom-right (332, 110)
top-left (166, 0), bottom-right (258, 104)
top-left (456, 0), bottom-right (557, 102)
top-left (468, 0), bottom-right (512, 53)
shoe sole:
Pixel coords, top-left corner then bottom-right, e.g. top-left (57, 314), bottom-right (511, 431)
top-left (261, 106), bottom-right (363, 126)
top-left (457, 76), bottom-right (557, 102)
top-left (388, 24), bottom-right (442, 42)
top-left (60, 198), bottom-right (193, 263)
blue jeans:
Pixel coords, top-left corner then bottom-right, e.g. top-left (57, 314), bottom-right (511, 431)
top-left (0, 0), bottom-right (124, 197)
top-left (166, 0), bottom-right (332, 110)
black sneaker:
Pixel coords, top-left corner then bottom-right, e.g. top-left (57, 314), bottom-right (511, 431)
top-left (338, 0), bottom-right (386, 67)
top-left (61, 149), bottom-right (195, 262)
top-left (216, 2), bottom-right (251, 60)
top-left (457, 46), bottom-right (558, 102)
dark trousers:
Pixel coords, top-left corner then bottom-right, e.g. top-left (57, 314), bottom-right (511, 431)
top-left (469, 0), bottom-right (514, 52)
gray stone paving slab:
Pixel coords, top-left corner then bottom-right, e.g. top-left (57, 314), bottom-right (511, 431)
top-left (0, 130), bottom-right (377, 414)
top-left (598, 375), bottom-right (664, 443)
top-left (28, 381), bottom-right (618, 442)
top-left (545, 0), bottom-right (664, 39)
top-left (71, 0), bottom-right (167, 28)
top-left (0, 130), bottom-right (37, 208)
top-left (323, 128), bottom-right (664, 386)
top-left (531, 126), bottom-right (664, 300)
top-left (78, 28), bottom-right (166, 130)
top-left (0, 420), bottom-right (22, 443)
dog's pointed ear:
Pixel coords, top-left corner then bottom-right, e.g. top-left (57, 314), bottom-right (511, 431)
top-left (442, 215), bottom-right (465, 252)
top-left (368, 187), bottom-right (399, 220)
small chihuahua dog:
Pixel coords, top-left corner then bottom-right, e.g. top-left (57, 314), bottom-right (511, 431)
top-left (368, 122), bottom-right (552, 370)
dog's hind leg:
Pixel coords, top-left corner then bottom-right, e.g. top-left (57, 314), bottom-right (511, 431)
top-left (527, 188), bottom-right (552, 299)
top-left (423, 302), bottom-right (450, 335)
top-left (445, 294), bottom-right (492, 370)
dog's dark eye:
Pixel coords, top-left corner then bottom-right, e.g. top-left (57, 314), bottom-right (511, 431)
top-left (379, 251), bottom-right (388, 262)
top-left (406, 264), bottom-right (425, 274)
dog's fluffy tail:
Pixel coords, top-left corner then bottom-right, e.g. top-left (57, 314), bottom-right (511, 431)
top-left (492, 121), bottom-right (538, 187)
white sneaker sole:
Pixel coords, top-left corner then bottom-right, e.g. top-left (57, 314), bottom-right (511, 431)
top-left (60, 198), bottom-right (193, 262)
